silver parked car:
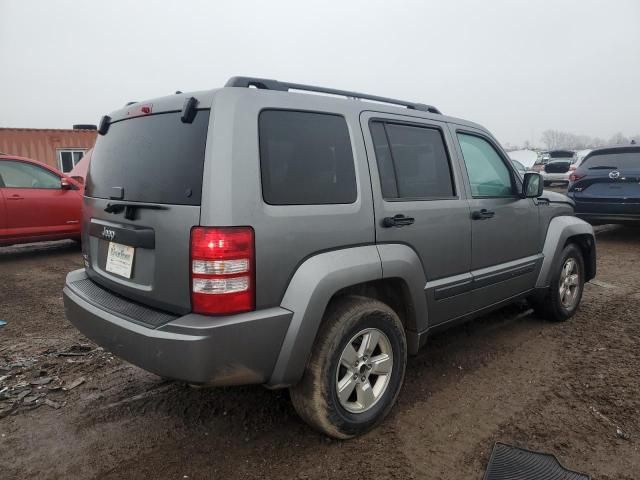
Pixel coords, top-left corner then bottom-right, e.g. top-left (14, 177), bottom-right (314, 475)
top-left (533, 150), bottom-right (577, 186)
top-left (64, 76), bottom-right (596, 438)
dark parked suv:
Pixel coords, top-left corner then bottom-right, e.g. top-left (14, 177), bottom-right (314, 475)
top-left (568, 145), bottom-right (640, 224)
top-left (64, 77), bottom-right (596, 438)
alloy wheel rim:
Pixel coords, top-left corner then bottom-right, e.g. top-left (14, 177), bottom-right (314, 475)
top-left (559, 257), bottom-right (580, 309)
top-left (335, 328), bottom-right (393, 414)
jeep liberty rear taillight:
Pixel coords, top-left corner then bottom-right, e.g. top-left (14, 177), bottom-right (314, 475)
top-left (190, 227), bottom-right (255, 315)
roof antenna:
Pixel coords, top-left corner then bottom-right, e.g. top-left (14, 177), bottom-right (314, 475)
top-left (175, 90), bottom-right (183, 94)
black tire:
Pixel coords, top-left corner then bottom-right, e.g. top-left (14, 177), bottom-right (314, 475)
top-left (530, 243), bottom-right (585, 322)
top-left (289, 296), bottom-right (407, 439)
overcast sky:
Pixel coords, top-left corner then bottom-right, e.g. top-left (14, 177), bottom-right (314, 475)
top-left (1, 0), bottom-right (639, 146)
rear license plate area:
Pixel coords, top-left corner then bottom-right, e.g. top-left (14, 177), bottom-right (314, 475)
top-left (106, 242), bottom-right (135, 279)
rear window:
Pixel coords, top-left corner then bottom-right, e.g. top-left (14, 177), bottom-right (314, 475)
top-left (549, 151), bottom-right (574, 158)
top-left (259, 110), bottom-right (357, 205)
top-left (86, 110), bottom-right (210, 205)
top-left (582, 151), bottom-right (640, 169)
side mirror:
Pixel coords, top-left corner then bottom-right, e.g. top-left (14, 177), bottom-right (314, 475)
top-left (61, 178), bottom-right (73, 190)
top-left (522, 172), bottom-right (544, 198)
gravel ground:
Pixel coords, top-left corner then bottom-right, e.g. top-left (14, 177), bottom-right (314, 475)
top-left (0, 225), bottom-right (639, 479)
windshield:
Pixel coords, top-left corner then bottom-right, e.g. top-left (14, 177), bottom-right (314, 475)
top-left (86, 110), bottom-right (210, 205)
top-left (582, 151), bottom-right (640, 170)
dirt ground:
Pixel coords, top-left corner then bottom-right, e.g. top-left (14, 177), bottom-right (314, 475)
top-left (1, 225), bottom-right (639, 479)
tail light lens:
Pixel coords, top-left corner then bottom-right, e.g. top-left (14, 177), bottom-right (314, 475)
top-left (190, 227), bottom-right (255, 315)
top-left (569, 172), bottom-right (585, 182)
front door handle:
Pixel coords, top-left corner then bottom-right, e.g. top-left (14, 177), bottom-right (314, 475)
top-left (382, 214), bottom-right (415, 228)
top-left (6, 194), bottom-right (25, 200)
top-left (471, 209), bottom-right (495, 220)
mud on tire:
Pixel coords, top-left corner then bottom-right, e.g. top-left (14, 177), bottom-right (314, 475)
top-left (531, 243), bottom-right (585, 322)
top-left (289, 296), bottom-right (407, 439)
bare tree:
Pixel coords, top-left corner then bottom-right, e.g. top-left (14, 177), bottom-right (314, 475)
top-left (541, 130), bottom-right (562, 149)
top-left (608, 132), bottom-right (629, 146)
top-left (539, 130), bottom-right (639, 150)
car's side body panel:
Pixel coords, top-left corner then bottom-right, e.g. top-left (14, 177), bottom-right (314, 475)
top-left (535, 215), bottom-right (596, 288)
top-left (0, 189), bottom-right (6, 233)
top-left (359, 111), bottom-right (474, 326)
top-left (199, 89), bottom-right (376, 310)
top-left (376, 243), bottom-right (429, 334)
top-left (267, 245), bottom-right (382, 387)
top-left (0, 156), bottom-right (82, 246)
top-left (447, 124), bottom-right (543, 309)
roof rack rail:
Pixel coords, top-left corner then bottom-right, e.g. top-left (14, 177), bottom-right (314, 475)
top-left (225, 76), bottom-right (442, 114)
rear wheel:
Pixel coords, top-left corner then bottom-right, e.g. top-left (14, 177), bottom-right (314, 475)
top-left (531, 243), bottom-right (584, 322)
top-left (289, 296), bottom-right (407, 439)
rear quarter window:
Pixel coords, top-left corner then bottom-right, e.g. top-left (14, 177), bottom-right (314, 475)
top-left (258, 110), bottom-right (357, 205)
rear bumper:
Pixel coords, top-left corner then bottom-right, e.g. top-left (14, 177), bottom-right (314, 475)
top-left (542, 171), bottom-right (570, 183)
top-left (572, 198), bottom-right (640, 224)
top-left (63, 269), bottom-right (292, 386)
top-left (575, 212), bottom-right (640, 224)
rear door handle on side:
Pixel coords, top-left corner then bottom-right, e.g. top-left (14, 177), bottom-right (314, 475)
top-left (382, 214), bottom-right (415, 228)
top-left (471, 209), bottom-right (495, 220)
top-left (6, 194), bottom-right (25, 200)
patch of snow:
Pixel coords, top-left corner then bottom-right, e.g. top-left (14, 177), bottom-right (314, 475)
top-left (507, 149), bottom-right (538, 168)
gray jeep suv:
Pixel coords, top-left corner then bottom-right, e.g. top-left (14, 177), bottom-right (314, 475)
top-left (64, 76), bottom-right (596, 438)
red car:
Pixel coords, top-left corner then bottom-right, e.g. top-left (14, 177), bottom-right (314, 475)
top-left (0, 154), bottom-right (82, 246)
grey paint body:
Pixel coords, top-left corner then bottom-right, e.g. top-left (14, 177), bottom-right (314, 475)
top-left (64, 84), bottom-right (596, 388)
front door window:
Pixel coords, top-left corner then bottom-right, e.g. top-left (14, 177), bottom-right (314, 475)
top-left (457, 133), bottom-right (514, 197)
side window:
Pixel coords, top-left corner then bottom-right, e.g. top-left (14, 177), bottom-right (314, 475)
top-left (0, 160), bottom-right (61, 189)
top-left (457, 133), bottom-right (514, 197)
top-left (259, 110), bottom-right (357, 205)
top-left (370, 121), bottom-right (455, 199)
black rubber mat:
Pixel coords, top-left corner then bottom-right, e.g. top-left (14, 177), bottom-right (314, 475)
top-left (484, 443), bottom-right (590, 480)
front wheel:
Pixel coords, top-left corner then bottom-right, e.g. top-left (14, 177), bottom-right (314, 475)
top-left (531, 243), bottom-right (585, 322)
top-left (289, 296), bottom-right (407, 439)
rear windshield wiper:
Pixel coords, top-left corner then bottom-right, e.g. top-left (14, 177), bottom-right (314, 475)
top-left (588, 166), bottom-right (618, 170)
top-left (105, 202), bottom-right (168, 220)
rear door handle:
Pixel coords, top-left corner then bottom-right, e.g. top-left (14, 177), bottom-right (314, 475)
top-left (6, 194), bottom-right (25, 200)
top-left (382, 214), bottom-right (415, 228)
top-left (471, 209), bottom-right (495, 220)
